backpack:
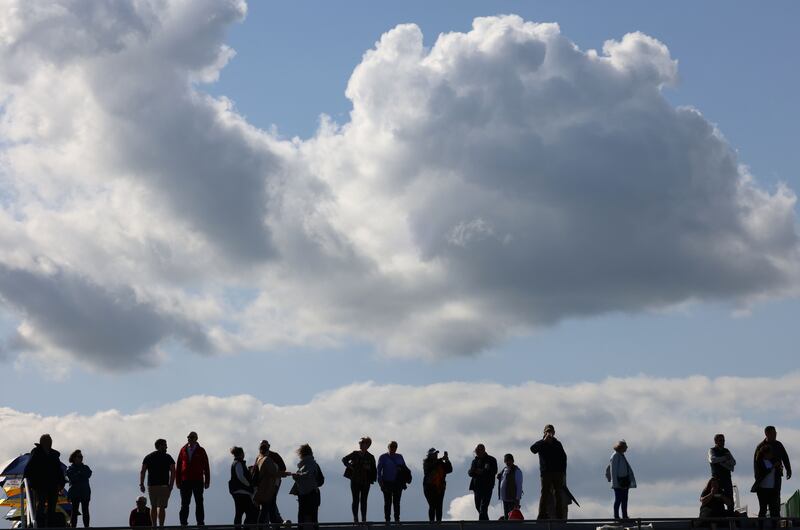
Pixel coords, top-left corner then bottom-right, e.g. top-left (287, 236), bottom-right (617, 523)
top-left (397, 464), bottom-right (412, 485)
top-left (316, 464), bottom-right (325, 487)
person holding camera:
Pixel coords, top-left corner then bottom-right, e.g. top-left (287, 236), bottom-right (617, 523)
top-left (422, 448), bottom-right (453, 522)
top-left (700, 477), bottom-right (732, 520)
top-left (530, 424), bottom-right (568, 519)
top-left (606, 440), bottom-right (636, 520)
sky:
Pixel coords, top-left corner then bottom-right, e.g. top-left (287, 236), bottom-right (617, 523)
top-left (0, 0), bottom-right (799, 526)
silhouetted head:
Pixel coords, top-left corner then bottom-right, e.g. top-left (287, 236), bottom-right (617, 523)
top-left (359, 437), bottom-right (372, 450)
top-left (614, 440), bottom-right (627, 453)
top-left (765, 426), bottom-right (777, 441)
top-left (230, 446), bottom-right (244, 460)
top-left (543, 424), bottom-right (555, 436)
top-left (154, 439), bottom-right (167, 452)
top-left (259, 440), bottom-right (270, 455)
top-left (69, 450), bottom-right (83, 464)
top-left (706, 477), bottom-right (719, 493)
top-left (136, 496), bottom-right (147, 508)
top-left (39, 434), bottom-right (52, 451)
top-left (388, 441), bottom-right (398, 454)
top-left (187, 431), bottom-right (198, 446)
top-left (504, 453), bottom-right (514, 467)
top-left (297, 444), bottom-right (313, 458)
top-left (714, 434), bottom-right (725, 448)
top-left (475, 444), bottom-right (486, 457)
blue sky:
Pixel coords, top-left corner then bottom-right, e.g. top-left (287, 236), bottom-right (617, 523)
top-left (1, 1), bottom-right (799, 524)
top-left (2, 0), bottom-right (798, 416)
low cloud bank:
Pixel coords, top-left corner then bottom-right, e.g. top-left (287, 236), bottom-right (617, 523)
top-left (2, 375), bottom-right (798, 524)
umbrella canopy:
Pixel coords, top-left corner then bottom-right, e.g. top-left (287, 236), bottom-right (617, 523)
top-left (0, 456), bottom-right (30, 478)
top-left (0, 453), bottom-right (67, 478)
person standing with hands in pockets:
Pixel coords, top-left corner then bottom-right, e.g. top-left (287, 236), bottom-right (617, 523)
top-left (175, 431), bottom-right (211, 527)
top-left (468, 444), bottom-right (498, 521)
top-left (606, 440), bottom-right (636, 521)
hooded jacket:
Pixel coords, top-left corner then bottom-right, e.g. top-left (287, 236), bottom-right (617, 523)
top-left (24, 445), bottom-right (65, 492)
top-left (292, 456), bottom-right (321, 496)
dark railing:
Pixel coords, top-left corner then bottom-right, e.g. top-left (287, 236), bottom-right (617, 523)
top-left (25, 518), bottom-right (800, 530)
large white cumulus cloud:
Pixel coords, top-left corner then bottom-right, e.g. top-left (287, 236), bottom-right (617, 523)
top-left (1, 375), bottom-right (798, 524)
top-left (0, 2), bottom-right (798, 368)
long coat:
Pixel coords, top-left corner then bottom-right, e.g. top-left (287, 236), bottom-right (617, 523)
top-left (253, 453), bottom-right (280, 504)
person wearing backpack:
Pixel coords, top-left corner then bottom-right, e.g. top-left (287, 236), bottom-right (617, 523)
top-left (288, 444), bottom-right (323, 530)
top-left (228, 446), bottom-right (257, 528)
top-left (342, 437), bottom-right (377, 523)
top-left (377, 441), bottom-right (408, 523)
top-left (423, 448), bottom-right (453, 522)
top-left (605, 440), bottom-right (636, 520)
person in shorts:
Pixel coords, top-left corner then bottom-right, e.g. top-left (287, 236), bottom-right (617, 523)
top-left (140, 439), bottom-right (176, 527)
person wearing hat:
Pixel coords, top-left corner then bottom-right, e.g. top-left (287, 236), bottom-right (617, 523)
top-left (129, 496), bottom-right (153, 527)
top-left (468, 444), bottom-right (498, 520)
top-left (606, 440), bottom-right (636, 520)
top-left (530, 424), bottom-right (568, 519)
top-left (422, 448), bottom-right (453, 522)
top-left (342, 437), bottom-right (377, 523)
top-left (175, 431), bottom-right (211, 526)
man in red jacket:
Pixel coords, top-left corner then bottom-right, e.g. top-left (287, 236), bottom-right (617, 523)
top-left (175, 431), bottom-right (211, 526)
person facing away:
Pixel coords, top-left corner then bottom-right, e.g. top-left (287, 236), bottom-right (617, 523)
top-left (24, 433), bottom-right (66, 528)
top-left (377, 441), bottom-right (407, 523)
top-left (130, 496), bottom-right (153, 528)
top-left (497, 453), bottom-right (523, 519)
top-left (422, 448), bottom-right (453, 522)
top-left (254, 440), bottom-right (283, 527)
top-left (229, 446), bottom-right (257, 528)
top-left (753, 425), bottom-right (791, 517)
top-left (175, 431), bottom-right (210, 527)
top-left (266, 443), bottom-right (288, 525)
top-left (65, 449), bottom-right (92, 528)
top-left (708, 434), bottom-right (735, 513)
top-left (139, 438), bottom-right (176, 528)
top-left (752, 445), bottom-right (782, 518)
top-left (606, 440), bottom-right (636, 521)
top-left (468, 443), bottom-right (498, 521)
top-left (341, 436), bottom-right (377, 523)
top-left (288, 444), bottom-right (322, 530)
top-left (699, 477), bottom-right (732, 520)
top-left (530, 424), bottom-right (568, 519)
